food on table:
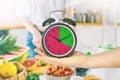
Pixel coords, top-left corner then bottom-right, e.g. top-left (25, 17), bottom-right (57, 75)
top-left (84, 75), bottom-right (101, 80)
top-left (30, 60), bottom-right (50, 75)
top-left (0, 76), bottom-right (3, 80)
top-left (0, 61), bottom-right (17, 78)
top-left (0, 58), bottom-right (5, 67)
top-left (44, 66), bottom-right (74, 80)
top-left (26, 73), bottom-right (40, 80)
top-left (0, 35), bottom-right (21, 55)
top-left (0, 46), bottom-right (29, 63)
top-left (14, 62), bottom-right (25, 73)
top-left (23, 59), bottom-right (37, 71)
top-left (10, 62), bottom-right (27, 80)
top-left (32, 64), bottom-right (50, 75)
top-left (37, 60), bottom-right (47, 66)
top-left (0, 60), bottom-right (27, 80)
top-left (45, 66), bottom-right (74, 77)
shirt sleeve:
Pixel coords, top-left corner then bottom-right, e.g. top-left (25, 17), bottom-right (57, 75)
top-left (15, 0), bottom-right (31, 18)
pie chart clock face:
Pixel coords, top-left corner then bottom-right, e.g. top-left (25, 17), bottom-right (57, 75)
top-left (42, 23), bottom-right (77, 58)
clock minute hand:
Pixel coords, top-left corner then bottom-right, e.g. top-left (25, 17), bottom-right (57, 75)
top-left (59, 35), bottom-right (70, 42)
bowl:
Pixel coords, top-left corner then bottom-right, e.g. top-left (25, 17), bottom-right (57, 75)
top-left (44, 66), bottom-right (74, 80)
top-left (44, 73), bottom-right (73, 80)
top-left (2, 62), bottom-right (27, 80)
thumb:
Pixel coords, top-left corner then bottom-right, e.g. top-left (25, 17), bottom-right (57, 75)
top-left (34, 48), bottom-right (47, 56)
top-left (36, 26), bottom-right (48, 32)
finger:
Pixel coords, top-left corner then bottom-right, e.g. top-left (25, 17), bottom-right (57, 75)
top-left (37, 44), bottom-right (44, 51)
top-left (40, 57), bottom-right (62, 66)
top-left (35, 44), bottom-right (45, 54)
top-left (34, 55), bottom-right (45, 61)
top-left (34, 55), bottom-right (41, 60)
top-left (33, 41), bottom-right (43, 50)
top-left (36, 43), bottom-right (42, 49)
top-left (34, 48), bottom-right (47, 56)
top-left (33, 41), bottom-right (41, 47)
top-left (36, 26), bottom-right (48, 32)
top-left (41, 56), bottom-right (71, 67)
top-left (33, 41), bottom-right (37, 46)
top-left (32, 34), bottom-right (42, 47)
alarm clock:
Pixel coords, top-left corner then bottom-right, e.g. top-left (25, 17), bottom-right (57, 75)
top-left (42, 22), bottom-right (77, 58)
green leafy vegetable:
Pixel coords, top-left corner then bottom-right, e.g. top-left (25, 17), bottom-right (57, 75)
top-left (27, 73), bottom-right (40, 80)
top-left (0, 30), bottom-right (9, 41)
top-left (0, 35), bottom-right (21, 55)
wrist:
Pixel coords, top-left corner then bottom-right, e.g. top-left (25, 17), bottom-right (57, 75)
top-left (86, 54), bottom-right (101, 68)
top-left (79, 55), bottom-right (90, 68)
top-left (31, 30), bottom-right (40, 35)
top-left (78, 54), bottom-right (98, 68)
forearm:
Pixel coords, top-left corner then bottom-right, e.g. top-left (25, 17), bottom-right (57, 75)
top-left (84, 47), bottom-right (120, 68)
top-left (21, 18), bottom-right (40, 34)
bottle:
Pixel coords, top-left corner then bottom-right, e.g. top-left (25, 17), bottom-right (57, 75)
top-left (74, 9), bottom-right (79, 22)
top-left (98, 9), bottom-right (102, 24)
top-left (82, 13), bottom-right (87, 23)
top-left (100, 7), bottom-right (117, 50)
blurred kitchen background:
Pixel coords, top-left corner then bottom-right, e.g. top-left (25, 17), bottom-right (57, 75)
top-left (1, 0), bottom-right (120, 80)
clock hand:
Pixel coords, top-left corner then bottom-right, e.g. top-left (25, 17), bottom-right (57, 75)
top-left (59, 35), bottom-right (71, 42)
top-left (52, 36), bottom-right (59, 41)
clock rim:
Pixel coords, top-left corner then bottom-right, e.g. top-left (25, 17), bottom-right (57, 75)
top-left (42, 22), bottom-right (77, 58)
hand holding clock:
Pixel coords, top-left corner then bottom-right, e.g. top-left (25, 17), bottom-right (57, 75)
top-left (35, 47), bottom-right (120, 68)
top-left (33, 22), bottom-right (120, 68)
top-left (34, 48), bottom-right (89, 68)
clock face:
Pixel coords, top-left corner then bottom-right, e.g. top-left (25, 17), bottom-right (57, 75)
top-left (42, 23), bottom-right (77, 57)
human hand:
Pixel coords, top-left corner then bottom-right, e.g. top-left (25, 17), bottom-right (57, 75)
top-left (32, 32), bottom-right (42, 49)
top-left (34, 48), bottom-right (89, 68)
top-left (32, 25), bottom-right (48, 49)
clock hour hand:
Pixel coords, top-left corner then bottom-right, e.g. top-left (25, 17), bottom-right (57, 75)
top-left (52, 36), bottom-right (59, 41)
top-left (59, 35), bottom-right (70, 42)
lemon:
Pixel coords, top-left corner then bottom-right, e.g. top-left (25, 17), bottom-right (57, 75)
top-left (0, 60), bottom-right (4, 67)
top-left (0, 62), bottom-right (17, 78)
top-left (0, 59), bottom-right (8, 67)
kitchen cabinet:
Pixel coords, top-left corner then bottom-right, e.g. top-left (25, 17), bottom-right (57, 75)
top-left (0, 17), bottom-right (24, 30)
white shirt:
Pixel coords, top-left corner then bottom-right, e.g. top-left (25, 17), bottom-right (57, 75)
top-left (15, 0), bottom-right (80, 26)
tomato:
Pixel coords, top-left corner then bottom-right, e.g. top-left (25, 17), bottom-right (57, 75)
top-left (45, 66), bottom-right (74, 77)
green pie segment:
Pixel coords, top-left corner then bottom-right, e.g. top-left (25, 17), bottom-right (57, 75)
top-left (59, 25), bottom-right (74, 47)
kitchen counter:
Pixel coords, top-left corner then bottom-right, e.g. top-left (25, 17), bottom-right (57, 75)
top-left (0, 25), bottom-right (25, 30)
